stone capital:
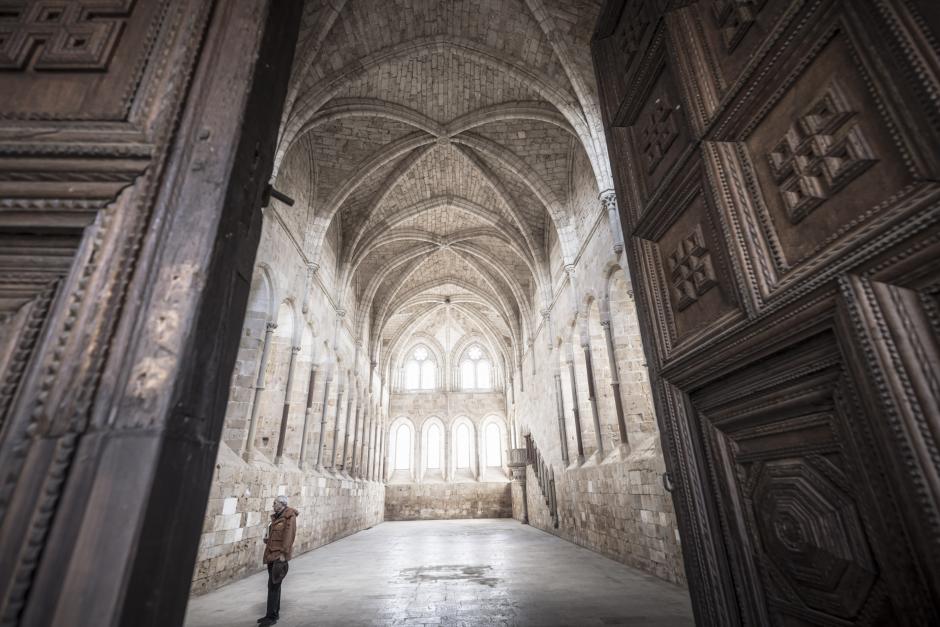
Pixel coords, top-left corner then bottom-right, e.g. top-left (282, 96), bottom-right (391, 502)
top-left (599, 320), bottom-right (611, 329)
top-left (291, 345), bottom-right (302, 354)
top-left (265, 322), bottom-right (278, 332)
top-left (335, 308), bottom-right (346, 319)
top-left (599, 189), bottom-right (617, 211)
top-left (307, 262), bottom-right (320, 274)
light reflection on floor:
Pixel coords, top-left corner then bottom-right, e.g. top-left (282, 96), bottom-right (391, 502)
top-left (184, 518), bottom-right (693, 627)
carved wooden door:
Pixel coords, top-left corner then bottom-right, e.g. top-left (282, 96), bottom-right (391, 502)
top-left (593, 1), bottom-right (940, 624)
top-left (0, 1), bottom-right (300, 625)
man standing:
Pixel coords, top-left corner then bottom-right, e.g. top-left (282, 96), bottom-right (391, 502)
top-left (258, 495), bottom-right (298, 626)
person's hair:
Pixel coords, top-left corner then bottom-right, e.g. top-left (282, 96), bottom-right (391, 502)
top-left (275, 495), bottom-right (289, 506)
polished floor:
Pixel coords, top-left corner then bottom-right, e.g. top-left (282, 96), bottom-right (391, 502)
top-left (184, 519), bottom-right (694, 627)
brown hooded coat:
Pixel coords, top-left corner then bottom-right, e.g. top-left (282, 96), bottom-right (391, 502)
top-left (263, 506), bottom-right (298, 564)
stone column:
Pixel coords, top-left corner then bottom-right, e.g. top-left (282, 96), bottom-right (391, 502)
top-left (340, 388), bottom-right (355, 472)
top-left (361, 405), bottom-right (372, 479)
top-left (553, 371), bottom-right (569, 465)
top-left (298, 364), bottom-right (318, 469)
top-left (367, 406), bottom-right (376, 478)
top-left (380, 419), bottom-right (388, 482)
top-left (508, 448), bottom-right (528, 524)
top-left (600, 189), bottom-right (624, 256)
top-left (582, 343), bottom-right (605, 457)
top-left (566, 359), bottom-right (585, 464)
top-left (350, 396), bottom-right (363, 476)
top-left (444, 423), bottom-right (453, 481)
top-left (414, 424), bottom-right (422, 482)
top-left (315, 374), bottom-right (332, 468)
top-left (301, 262), bottom-right (319, 314)
top-left (368, 407), bottom-right (377, 480)
top-left (476, 424), bottom-right (485, 481)
top-left (601, 319), bottom-right (629, 447)
top-left (375, 418), bottom-right (382, 481)
top-left (243, 321), bottom-right (276, 461)
top-left (274, 345), bottom-right (301, 465)
top-left (330, 383), bottom-right (345, 468)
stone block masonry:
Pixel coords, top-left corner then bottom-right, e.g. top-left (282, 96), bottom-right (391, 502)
top-left (191, 444), bottom-right (384, 594)
top-left (517, 438), bottom-right (685, 586)
top-left (385, 481), bottom-right (512, 520)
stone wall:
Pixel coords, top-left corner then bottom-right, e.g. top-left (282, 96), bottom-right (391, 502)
top-left (191, 444), bottom-right (384, 594)
top-left (521, 440), bottom-right (684, 585)
top-left (385, 481), bottom-right (512, 520)
top-left (511, 191), bottom-right (685, 586)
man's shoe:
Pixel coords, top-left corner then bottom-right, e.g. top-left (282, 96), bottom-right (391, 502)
top-left (259, 619), bottom-right (277, 626)
top-left (257, 617), bottom-right (274, 624)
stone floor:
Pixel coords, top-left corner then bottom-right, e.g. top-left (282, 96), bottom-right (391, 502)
top-left (184, 519), bottom-right (694, 627)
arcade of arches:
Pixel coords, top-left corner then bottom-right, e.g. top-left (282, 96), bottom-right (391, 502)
top-left (2, 0), bottom-right (939, 626)
top-left (193, 0), bottom-right (682, 596)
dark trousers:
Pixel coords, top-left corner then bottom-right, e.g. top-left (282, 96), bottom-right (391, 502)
top-left (266, 561), bottom-right (288, 619)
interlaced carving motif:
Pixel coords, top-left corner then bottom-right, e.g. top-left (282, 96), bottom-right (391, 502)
top-left (0, 0), bottom-right (133, 71)
top-left (667, 224), bottom-right (717, 311)
top-left (616, 0), bottom-right (652, 57)
top-left (640, 94), bottom-right (679, 173)
top-left (711, 0), bottom-right (767, 51)
top-left (767, 82), bottom-right (877, 224)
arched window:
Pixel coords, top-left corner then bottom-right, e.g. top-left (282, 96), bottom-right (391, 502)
top-left (426, 423), bottom-right (441, 469)
top-left (459, 344), bottom-right (492, 390)
top-left (456, 423), bottom-right (471, 469)
top-left (485, 423), bottom-right (502, 467)
top-left (394, 423), bottom-right (411, 470)
top-left (404, 345), bottom-right (436, 390)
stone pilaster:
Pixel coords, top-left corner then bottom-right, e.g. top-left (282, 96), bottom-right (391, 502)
top-left (243, 321), bottom-right (276, 462)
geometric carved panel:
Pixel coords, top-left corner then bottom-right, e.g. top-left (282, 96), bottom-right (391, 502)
top-left (711, 0), bottom-right (768, 52)
top-left (641, 92), bottom-right (680, 174)
top-left (668, 223), bottom-right (717, 310)
top-left (616, 0), bottom-right (655, 58)
top-left (767, 81), bottom-right (877, 224)
top-left (0, 0), bottom-right (133, 70)
top-left (744, 34), bottom-right (918, 269)
top-left (751, 459), bottom-right (877, 619)
top-left (641, 157), bottom-right (741, 352)
top-left (0, 0), bottom-right (164, 120)
top-left (626, 60), bottom-right (693, 208)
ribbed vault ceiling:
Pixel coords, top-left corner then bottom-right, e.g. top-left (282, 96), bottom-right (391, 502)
top-left (273, 0), bottom-right (608, 373)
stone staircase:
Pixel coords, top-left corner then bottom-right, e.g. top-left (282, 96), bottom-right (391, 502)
top-left (523, 434), bottom-right (558, 528)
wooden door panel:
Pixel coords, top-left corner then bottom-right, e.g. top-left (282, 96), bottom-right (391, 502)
top-left (594, 0), bottom-right (940, 623)
top-left (666, 0), bottom-right (797, 131)
top-left (0, 1), bottom-right (302, 624)
top-left (593, 0), bottom-right (669, 125)
top-left (839, 258), bottom-right (940, 604)
top-left (703, 3), bottom-right (940, 308)
top-left (694, 328), bottom-right (932, 624)
top-left (0, 0), bottom-right (169, 119)
top-left (634, 154), bottom-right (745, 361)
top-left (612, 32), bottom-right (697, 210)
